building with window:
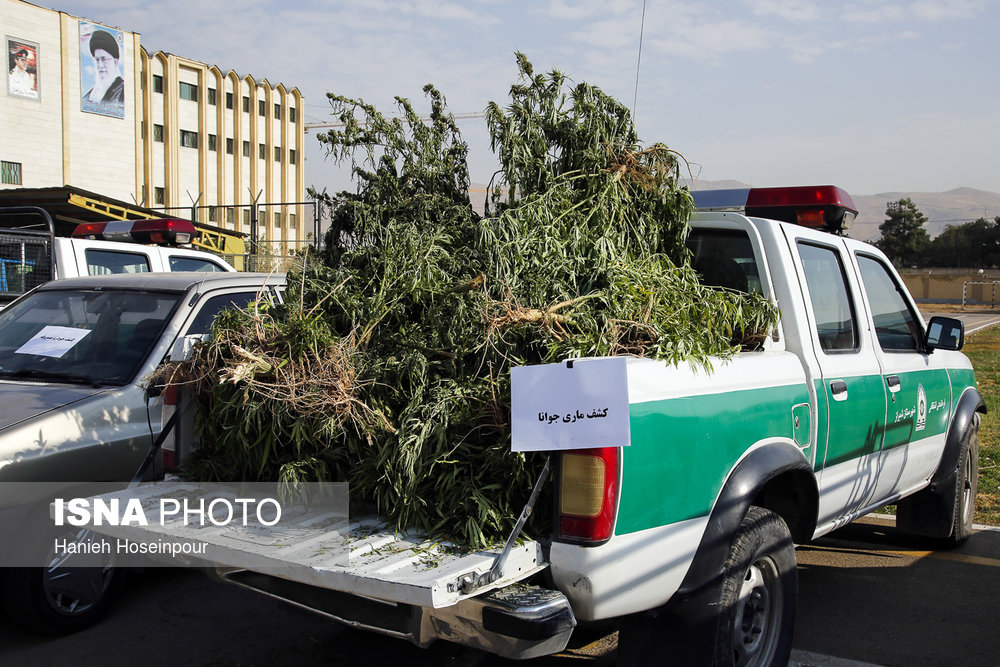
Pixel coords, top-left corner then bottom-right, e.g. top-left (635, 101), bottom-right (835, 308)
top-left (1, 0), bottom-right (306, 255)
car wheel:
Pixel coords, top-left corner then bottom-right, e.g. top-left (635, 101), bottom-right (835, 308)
top-left (1, 527), bottom-right (122, 635)
top-left (946, 427), bottom-right (979, 547)
top-left (713, 506), bottom-right (797, 667)
top-left (896, 422), bottom-right (980, 547)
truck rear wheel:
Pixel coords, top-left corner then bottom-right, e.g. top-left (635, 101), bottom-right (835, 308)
top-left (950, 428), bottom-right (980, 545)
top-left (896, 424), bottom-right (979, 547)
top-left (713, 506), bottom-right (797, 667)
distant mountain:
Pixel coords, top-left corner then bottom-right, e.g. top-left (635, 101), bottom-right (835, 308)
top-left (472, 181), bottom-right (1000, 242)
top-left (851, 188), bottom-right (1000, 241)
top-left (685, 180), bottom-right (1000, 242)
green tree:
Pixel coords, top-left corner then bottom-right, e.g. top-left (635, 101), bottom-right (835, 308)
top-left (875, 198), bottom-right (930, 267)
top-left (927, 216), bottom-right (1000, 268)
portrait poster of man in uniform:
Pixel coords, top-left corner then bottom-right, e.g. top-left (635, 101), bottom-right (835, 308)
top-left (79, 22), bottom-right (124, 118)
top-left (6, 38), bottom-right (39, 100)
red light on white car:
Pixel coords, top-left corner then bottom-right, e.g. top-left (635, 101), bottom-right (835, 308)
top-left (72, 218), bottom-right (199, 246)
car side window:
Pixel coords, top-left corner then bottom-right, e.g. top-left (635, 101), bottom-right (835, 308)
top-left (169, 256), bottom-right (228, 272)
top-left (797, 242), bottom-right (858, 353)
top-left (856, 254), bottom-right (922, 352)
top-left (186, 291), bottom-right (261, 335)
top-left (687, 228), bottom-right (761, 294)
top-left (86, 249), bottom-right (151, 275)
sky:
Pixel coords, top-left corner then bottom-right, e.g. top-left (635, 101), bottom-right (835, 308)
top-left (50, 0), bottom-right (1000, 198)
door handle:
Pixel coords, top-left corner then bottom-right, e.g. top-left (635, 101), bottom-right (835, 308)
top-left (830, 380), bottom-right (848, 401)
top-left (886, 375), bottom-right (901, 402)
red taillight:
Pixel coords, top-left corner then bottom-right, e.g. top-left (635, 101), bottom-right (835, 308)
top-left (161, 447), bottom-right (177, 472)
top-left (558, 447), bottom-right (618, 543)
top-left (161, 383), bottom-right (179, 472)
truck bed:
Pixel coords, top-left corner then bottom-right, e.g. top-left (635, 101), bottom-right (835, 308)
top-left (88, 482), bottom-right (546, 609)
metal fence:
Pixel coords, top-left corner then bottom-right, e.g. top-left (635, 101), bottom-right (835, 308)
top-left (215, 238), bottom-right (316, 274)
top-left (0, 231), bottom-right (51, 300)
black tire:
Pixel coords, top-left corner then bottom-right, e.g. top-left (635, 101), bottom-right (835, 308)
top-left (945, 427), bottom-right (979, 547)
top-left (712, 506), bottom-right (797, 667)
top-left (1, 526), bottom-right (122, 635)
top-left (896, 423), bottom-right (979, 547)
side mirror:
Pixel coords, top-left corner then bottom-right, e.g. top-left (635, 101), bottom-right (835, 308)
top-left (925, 316), bottom-right (964, 352)
top-left (167, 333), bottom-right (210, 362)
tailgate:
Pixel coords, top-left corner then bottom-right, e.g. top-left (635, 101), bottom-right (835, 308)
top-left (87, 482), bottom-right (546, 609)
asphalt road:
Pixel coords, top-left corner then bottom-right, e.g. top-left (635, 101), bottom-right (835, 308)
top-left (921, 309), bottom-right (1000, 335)
top-left (1, 515), bottom-right (997, 666)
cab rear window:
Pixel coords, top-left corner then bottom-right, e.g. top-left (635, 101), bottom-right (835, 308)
top-left (687, 229), bottom-right (761, 294)
top-left (169, 256), bottom-right (228, 272)
top-left (86, 249), bottom-right (151, 275)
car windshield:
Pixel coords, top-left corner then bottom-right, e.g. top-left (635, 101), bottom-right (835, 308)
top-left (0, 289), bottom-right (182, 386)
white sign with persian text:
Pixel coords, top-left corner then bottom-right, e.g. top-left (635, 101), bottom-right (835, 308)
top-left (16, 326), bottom-right (91, 358)
top-left (511, 357), bottom-right (630, 452)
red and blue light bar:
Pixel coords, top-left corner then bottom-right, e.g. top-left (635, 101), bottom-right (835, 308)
top-left (71, 218), bottom-right (199, 246)
top-left (692, 185), bottom-right (858, 232)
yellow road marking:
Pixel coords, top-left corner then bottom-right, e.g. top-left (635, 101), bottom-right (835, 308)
top-left (878, 549), bottom-right (1000, 568)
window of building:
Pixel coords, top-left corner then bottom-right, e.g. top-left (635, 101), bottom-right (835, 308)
top-left (290, 214), bottom-right (296, 231)
top-left (258, 99), bottom-right (266, 117)
top-left (274, 212), bottom-right (281, 229)
top-left (242, 209), bottom-right (250, 228)
top-left (226, 138), bottom-right (234, 155)
top-left (274, 146), bottom-right (282, 162)
top-left (153, 124), bottom-right (164, 142)
top-left (289, 149), bottom-right (296, 165)
top-left (179, 81), bottom-right (198, 102)
top-left (208, 134), bottom-right (217, 152)
top-left (258, 143), bottom-right (266, 160)
top-left (152, 74), bottom-right (163, 93)
top-left (225, 92), bottom-right (234, 110)
top-left (180, 130), bottom-right (199, 149)
top-left (208, 207), bottom-right (217, 222)
top-left (226, 207), bottom-right (235, 226)
top-left (274, 103), bottom-right (281, 120)
top-left (2, 160), bottom-right (23, 185)
top-left (289, 107), bottom-right (296, 123)
top-left (243, 95), bottom-right (250, 113)
top-left (242, 141), bottom-right (250, 158)
top-left (207, 88), bottom-right (217, 106)
top-left (154, 187), bottom-right (165, 205)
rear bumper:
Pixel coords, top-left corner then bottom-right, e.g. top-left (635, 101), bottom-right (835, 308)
top-left (221, 569), bottom-right (576, 660)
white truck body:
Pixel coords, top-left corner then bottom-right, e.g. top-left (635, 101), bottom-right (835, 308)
top-left (0, 206), bottom-right (235, 308)
top-left (82, 187), bottom-right (984, 663)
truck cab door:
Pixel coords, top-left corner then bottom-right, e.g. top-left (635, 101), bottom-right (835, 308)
top-left (788, 233), bottom-right (889, 528)
top-left (851, 251), bottom-right (953, 501)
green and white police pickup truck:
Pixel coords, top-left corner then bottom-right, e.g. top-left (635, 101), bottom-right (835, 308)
top-left (89, 186), bottom-right (984, 667)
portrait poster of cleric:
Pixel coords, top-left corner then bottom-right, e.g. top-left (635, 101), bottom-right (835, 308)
top-left (7, 38), bottom-right (39, 100)
top-left (79, 22), bottom-right (124, 118)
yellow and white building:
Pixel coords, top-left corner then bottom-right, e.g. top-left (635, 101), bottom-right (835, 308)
top-left (1, 0), bottom-right (306, 255)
